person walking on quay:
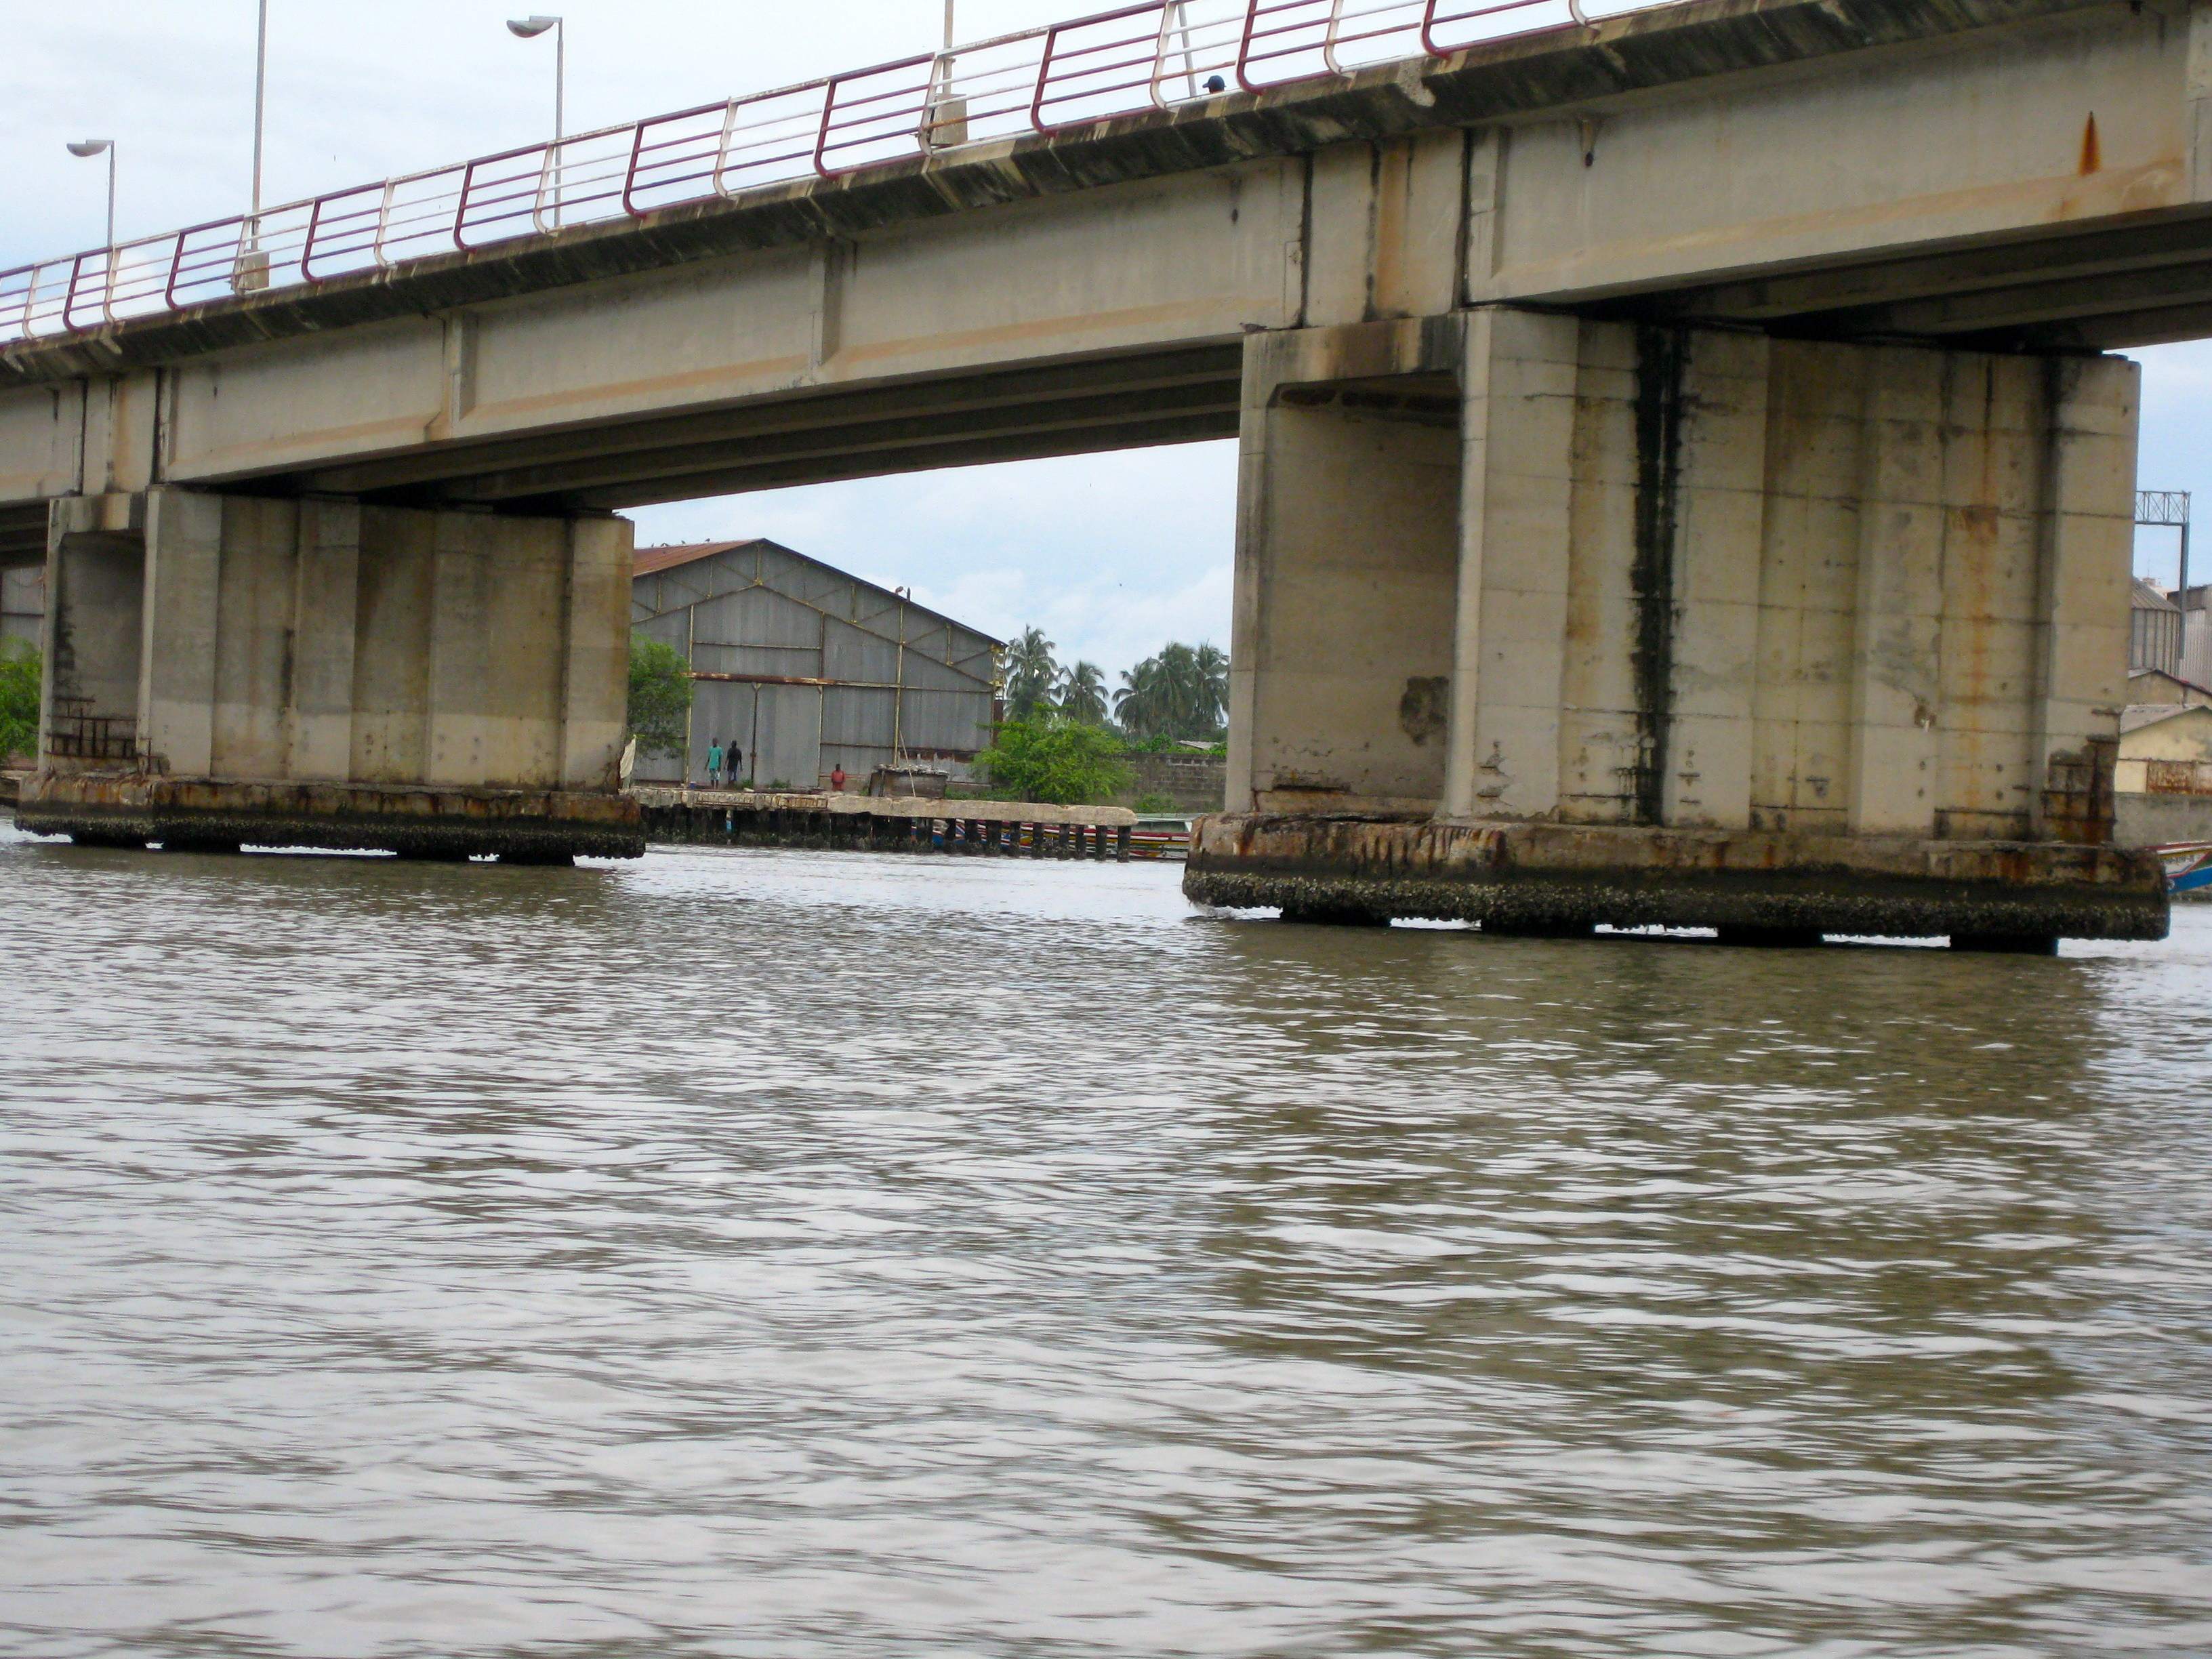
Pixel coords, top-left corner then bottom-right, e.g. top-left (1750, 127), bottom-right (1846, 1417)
top-left (705, 740), bottom-right (724, 789)
top-left (729, 745), bottom-right (745, 788)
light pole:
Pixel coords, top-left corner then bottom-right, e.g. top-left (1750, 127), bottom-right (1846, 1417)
top-left (237, 0), bottom-right (272, 290)
top-left (931, 1), bottom-right (962, 147)
top-left (66, 139), bottom-right (117, 251)
top-left (508, 16), bottom-right (566, 144)
top-left (507, 16), bottom-right (565, 226)
top-left (251, 0), bottom-right (269, 220)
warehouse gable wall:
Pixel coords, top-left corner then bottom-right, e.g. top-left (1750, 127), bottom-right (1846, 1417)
top-left (630, 538), bottom-right (1000, 786)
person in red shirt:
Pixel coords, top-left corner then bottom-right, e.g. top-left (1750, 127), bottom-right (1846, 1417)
top-left (829, 764), bottom-right (848, 793)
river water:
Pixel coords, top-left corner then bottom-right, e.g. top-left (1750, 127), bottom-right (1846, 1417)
top-left (2, 817), bottom-right (2209, 1658)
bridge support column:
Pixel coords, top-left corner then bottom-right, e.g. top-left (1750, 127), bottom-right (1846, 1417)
top-left (19, 489), bottom-right (642, 859)
top-left (1191, 313), bottom-right (2167, 943)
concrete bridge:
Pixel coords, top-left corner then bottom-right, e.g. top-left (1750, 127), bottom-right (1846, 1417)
top-left (1, 0), bottom-right (2199, 939)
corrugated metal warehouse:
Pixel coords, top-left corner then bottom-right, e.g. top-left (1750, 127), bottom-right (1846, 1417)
top-left (631, 539), bottom-right (1001, 790)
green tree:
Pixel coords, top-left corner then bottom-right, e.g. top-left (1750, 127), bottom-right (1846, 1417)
top-left (1003, 626), bottom-right (1061, 718)
top-left (1114, 640), bottom-right (1230, 741)
top-left (0, 642), bottom-right (38, 764)
top-left (975, 714), bottom-right (1132, 805)
top-left (628, 635), bottom-right (693, 758)
top-left (1192, 642), bottom-right (1229, 735)
top-left (1058, 659), bottom-right (1109, 724)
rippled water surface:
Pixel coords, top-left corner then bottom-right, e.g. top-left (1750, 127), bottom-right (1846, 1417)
top-left (3, 817), bottom-right (2211, 1658)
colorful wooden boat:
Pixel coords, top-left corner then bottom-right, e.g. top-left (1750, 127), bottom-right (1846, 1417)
top-left (2157, 842), bottom-right (2212, 896)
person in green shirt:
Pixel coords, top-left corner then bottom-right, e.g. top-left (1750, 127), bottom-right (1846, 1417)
top-left (705, 740), bottom-right (724, 788)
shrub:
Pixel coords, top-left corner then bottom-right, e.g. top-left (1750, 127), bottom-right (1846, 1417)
top-left (628, 636), bottom-right (693, 757)
top-left (0, 643), bottom-right (39, 764)
top-left (975, 714), bottom-right (1133, 806)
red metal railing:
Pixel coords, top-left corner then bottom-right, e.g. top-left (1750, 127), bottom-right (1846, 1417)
top-left (0, 0), bottom-right (1656, 346)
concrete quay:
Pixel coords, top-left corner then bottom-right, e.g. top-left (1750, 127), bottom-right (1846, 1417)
top-left (635, 787), bottom-right (1136, 859)
top-left (14, 770), bottom-right (641, 860)
top-left (1185, 815), bottom-right (2169, 947)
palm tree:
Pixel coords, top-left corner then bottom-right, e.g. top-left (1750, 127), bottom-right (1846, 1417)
top-left (1059, 659), bottom-right (1109, 724)
top-left (1003, 626), bottom-right (1060, 718)
top-left (1113, 657), bottom-right (1168, 739)
top-left (1155, 642), bottom-right (1201, 737)
top-left (1115, 641), bottom-right (1231, 741)
top-left (1193, 642), bottom-right (1229, 736)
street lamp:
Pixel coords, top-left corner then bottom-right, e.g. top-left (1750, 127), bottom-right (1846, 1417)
top-left (930, 1), bottom-right (962, 148)
top-left (508, 15), bottom-right (565, 227)
top-left (239, 0), bottom-right (272, 291)
top-left (251, 0), bottom-right (270, 219)
top-left (507, 16), bottom-right (565, 144)
top-left (66, 140), bottom-right (116, 250)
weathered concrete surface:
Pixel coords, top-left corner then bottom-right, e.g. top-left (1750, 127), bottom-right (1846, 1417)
top-left (1201, 308), bottom-right (2159, 942)
top-left (14, 771), bottom-right (643, 859)
top-left (1231, 317), bottom-right (2137, 840)
top-left (1185, 813), bottom-right (2169, 941)
top-left (2116, 791), bottom-right (2212, 846)
top-left (27, 488), bottom-right (638, 859)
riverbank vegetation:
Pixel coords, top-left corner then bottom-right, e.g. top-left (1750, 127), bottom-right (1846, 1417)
top-left (974, 714), bottom-right (1132, 806)
top-left (628, 637), bottom-right (693, 758)
top-left (982, 628), bottom-right (1227, 803)
top-left (0, 643), bottom-right (38, 764)
top-left (1000, 630), bottom-right (1227, 743)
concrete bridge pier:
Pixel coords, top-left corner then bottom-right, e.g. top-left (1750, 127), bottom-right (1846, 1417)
top-left (19, 489), bottom-right (643, 860)
top-left (1191, 310), bottom-right (2169, 947)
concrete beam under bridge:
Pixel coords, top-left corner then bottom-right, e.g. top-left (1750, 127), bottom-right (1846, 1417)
top-left (1188, 312), bottom-right (2169, 947)
top-left (9, 0), bottom-right (2212, 519)
top-left (16, 491), bottom-right (641, 860)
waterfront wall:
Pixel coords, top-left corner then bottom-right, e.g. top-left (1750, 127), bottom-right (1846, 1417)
top-left (1116, 754), bottom-right (1226, 813)
top-left (2117, 794), bottom-right (2212, 849)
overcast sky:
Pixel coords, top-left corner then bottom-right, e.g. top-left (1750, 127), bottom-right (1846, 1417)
top-left (5, 1), bottom-right (2205, 672)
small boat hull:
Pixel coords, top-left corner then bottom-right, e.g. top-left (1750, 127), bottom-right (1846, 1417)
top-left (2157, 842), bottom-right (2212, 895)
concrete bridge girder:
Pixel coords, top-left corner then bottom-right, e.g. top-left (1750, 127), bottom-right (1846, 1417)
top-left (7, 0), bottom-right (2212, 517)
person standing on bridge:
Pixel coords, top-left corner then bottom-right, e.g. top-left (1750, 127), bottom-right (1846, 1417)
top-left (705, 739), bottom-right (724, 789)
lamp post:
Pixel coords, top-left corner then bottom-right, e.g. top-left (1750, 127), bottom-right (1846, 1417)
top-left (507, 15), bottom-right (565, 226)
top-left (251, 0), bottom-right (268, 219)
top-left (237, 0), bottom-right (272, 291)
top-left (930, 1), bottom-right (962, 148)
top-left (66, 139), bottom-right (116, 251)
top-left (507, 15), bottom-right (566, 144)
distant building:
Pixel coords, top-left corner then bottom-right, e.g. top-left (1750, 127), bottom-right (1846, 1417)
top-left (2129, 667), bottom-right (2212, 710)
top-left (2182, 583), bottom-right (2212, 688)
top-left (2131, 577), bottom-right (2183, 677)
top-left (631, 539), bottom-right (1000, 790)
top-left (2118, 663), bottom-right (2212, 846)
top-left (2131, 575), bottom-right (2212, 687)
